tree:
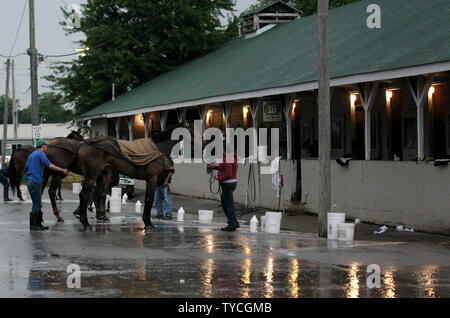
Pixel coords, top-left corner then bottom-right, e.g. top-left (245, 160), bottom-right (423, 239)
top-left (242, 0), bottom-right (361, 17)
top-left (46, 0), bottom-right (239, 116)
top-left (17, 92), bottom-right (74, 124)
top-left (0, 96), bottom-right (18, 124)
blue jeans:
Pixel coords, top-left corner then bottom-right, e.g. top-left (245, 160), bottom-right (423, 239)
top-left (27, 181), bottom-right (42, 214)
top-left (154, 185), bottom-right (172, 217)
top-left (220, 182), bottom-right (239, 228)
top-left (0, 174), bottom-right (8, 192)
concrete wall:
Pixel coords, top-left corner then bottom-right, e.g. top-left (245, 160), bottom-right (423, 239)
top-left (135, 159), bottom-right (450, 235)
top-left (301, 159), bottom-right (450, 235)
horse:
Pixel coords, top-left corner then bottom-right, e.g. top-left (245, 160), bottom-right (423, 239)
top-left (7, 131), bottom-right (85, 222)
top-left (76, 121), bottom-right (193, 230)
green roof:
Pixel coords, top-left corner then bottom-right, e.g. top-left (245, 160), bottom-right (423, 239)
top-left (79, 0), bottom-right (450, 119)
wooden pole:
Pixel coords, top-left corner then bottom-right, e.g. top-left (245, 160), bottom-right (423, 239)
top-left (2, 59), bottom-right (11, 167)
top-left (318, 0), bottom-right (330, 237)
top-left (11, 60), bottom-right (17, 140)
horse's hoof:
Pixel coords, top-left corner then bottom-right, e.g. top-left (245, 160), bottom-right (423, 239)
top-left (82, 225), bottom-right (92, 231)
top-left (144, 224), bottom-right (156, 232)
top-left (57, 217), bottom-right (64, 223)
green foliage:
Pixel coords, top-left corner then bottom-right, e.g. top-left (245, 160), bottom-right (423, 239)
top-left (46, 0), bottom-right (239, 116)
top-left (13, 92), bottom-right (74, 124)
top-left (0, 96), bottom-right (16, 124)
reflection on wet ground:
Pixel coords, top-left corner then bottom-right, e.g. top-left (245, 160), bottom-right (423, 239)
top-left (0, 207), bottom-right (449, 298)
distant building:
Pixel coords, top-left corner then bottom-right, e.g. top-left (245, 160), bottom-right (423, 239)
top-left (0, 123), bottom-right (73, 156)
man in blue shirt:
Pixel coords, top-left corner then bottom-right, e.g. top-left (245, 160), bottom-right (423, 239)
top-left (25, 139), bottom-right (68, 231)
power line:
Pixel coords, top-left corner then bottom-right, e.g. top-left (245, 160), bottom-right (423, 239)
top-left (8, 0), bottom-right (28, 58)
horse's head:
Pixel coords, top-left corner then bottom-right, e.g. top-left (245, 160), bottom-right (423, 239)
top-left (67, 130), bottom-right (84, 141)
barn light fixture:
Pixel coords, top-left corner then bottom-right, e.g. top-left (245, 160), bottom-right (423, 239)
top-left (350, 94), bottom-right (357, 103)
top-left (386, 90), bottom-right (393, 99)
top-left (428, 86), bottom-right (435, 95)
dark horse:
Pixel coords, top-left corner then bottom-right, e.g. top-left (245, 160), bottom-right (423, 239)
top-left (8, 131), bottom-right (85, 222)
top-left (77, 121), bottom-right (193, 230)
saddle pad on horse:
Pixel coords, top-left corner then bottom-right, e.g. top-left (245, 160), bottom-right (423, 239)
top-left (116, 138), bottom-right (162, 166)
top-left (85, 136), bottom-right (162, 166)
top-left (48, 138), bottom-right (83, 154)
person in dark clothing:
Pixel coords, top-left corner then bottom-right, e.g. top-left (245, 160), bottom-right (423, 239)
top-left (207, 142), bottom-right (239, 232)
top-left (25, 139), bottom-right (68, 231)
top-left (0, 165), bottom-right (13, 202)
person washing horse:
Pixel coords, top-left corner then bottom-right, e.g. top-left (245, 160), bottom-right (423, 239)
top-left (207, 139), bottom-right (239, 232)
top-left (25, 139), bottom-right (69, 231)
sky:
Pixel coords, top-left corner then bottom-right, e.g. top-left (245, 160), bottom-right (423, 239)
top-left (0, 0), bottom-right (257, 111)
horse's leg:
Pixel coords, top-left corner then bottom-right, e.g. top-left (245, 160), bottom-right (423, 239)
top-left (143, 176), bottom-right (157, 231)
top-left (96, 169), bottom-right (111, 221)
top-left (41, 170), bottom-right (50, 195)
top-left (79, 179), bottom-right (95, 230)
top-left (48, 174), bottom-right (64, 222)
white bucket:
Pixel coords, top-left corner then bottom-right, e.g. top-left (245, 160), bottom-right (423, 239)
top-left (327, 212), bottom-right (346, 240)
top-left (337, 223), bottom-right (355, 242)
top-left (110, 198), bottom-right (122, 213)
top-left (198, 210), bottom-right (214, 224)
top-left (20, 185), bottom-right (28, 201)
top-left (265, 212), bottom-right (282, 234)
top-left (72, 182), bottom-right (81, 194)
top-left (111, 187), bottom-right (122, 199)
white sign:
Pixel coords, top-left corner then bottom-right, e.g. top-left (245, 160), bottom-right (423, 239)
top-left (32, 125), bottom-right (42, 140)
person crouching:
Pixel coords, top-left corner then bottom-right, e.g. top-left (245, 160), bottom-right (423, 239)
top-left (25, 139), bottom-right (68, 231)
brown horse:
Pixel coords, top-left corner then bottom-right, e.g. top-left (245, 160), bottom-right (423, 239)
top-left (77, 121), bottom-right (193, 230)
top-left (8, 131), bottom-right (85, 222)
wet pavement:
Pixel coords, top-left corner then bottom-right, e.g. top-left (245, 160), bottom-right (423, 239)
top-left (0, 189), bottom-right (449, 298)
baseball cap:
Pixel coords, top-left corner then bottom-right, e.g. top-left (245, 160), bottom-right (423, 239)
top-left (36, 139), bottom-right (49, 148)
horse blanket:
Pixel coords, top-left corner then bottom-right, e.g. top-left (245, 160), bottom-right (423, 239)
top-left (85, 136), bottom-right (162, 166)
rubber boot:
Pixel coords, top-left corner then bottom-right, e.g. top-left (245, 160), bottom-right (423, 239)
top-left (30, 212), bottom-right (48, 231)
top-left (4, 190), bottom-right (13, 202)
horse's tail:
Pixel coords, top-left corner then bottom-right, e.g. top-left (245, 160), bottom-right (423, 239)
top-left (7, 152), bottom-right (21, 196)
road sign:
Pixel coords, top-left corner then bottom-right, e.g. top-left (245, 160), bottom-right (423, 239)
top-left (32, 125), bottom-right (42, 140)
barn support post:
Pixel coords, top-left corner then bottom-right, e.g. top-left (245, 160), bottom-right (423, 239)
top-left (406, 75), bottom-right (434, 160)
top-left (177, 108), bottom-right (188, 123)
top-left (143, 113), bottom-right (150, 139)
top-left (221, 101), bottom-right (233, 130)
top-left (283, 93), bottom-right (296, 160)
top-left (159, 110), bottom-right (168, 131)
top-left (114, 117), bottom-right (121, 139)
top-left (127, 115), bottom-right (135, 141)
top-left (357, 81), bottom-right (380, 160)
top-left (249, 98), bottom-right (263, 160)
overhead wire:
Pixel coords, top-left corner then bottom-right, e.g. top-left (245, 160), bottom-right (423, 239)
top-left (8, 0), bottom-right (28, 58)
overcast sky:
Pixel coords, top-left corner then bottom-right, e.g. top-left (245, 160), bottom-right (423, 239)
top-left (0, 0), bottom-right (257, 110)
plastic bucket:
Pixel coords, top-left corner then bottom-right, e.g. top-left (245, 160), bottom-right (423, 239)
top-left (110, 198), bottom-right (122, 213)
top-left (265, 212), bottom-right (282, 234)
top-left (337, 223), bottom-right (355, 242)
top-left (20, 185), bottom-right (28, 201)
top-left (260, 216), bottom-right (266, 230)
top-left (111, 187), bottom-right (122, 199)
top-left (198, 210), bottom-right (214, 224)
top-left (327, 212), bottom-right (346, 240)
top-left (72, 182), bottom-right (81, 194)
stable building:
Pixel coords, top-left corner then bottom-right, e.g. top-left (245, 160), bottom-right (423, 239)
top-left (77, 0), bottom-right (450, 234)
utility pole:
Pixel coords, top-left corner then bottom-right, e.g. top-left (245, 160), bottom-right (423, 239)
top-left (318, 0), bottom-right (330, 237)
top-left (12, 60), bottom-right (17, 140)
top-left (2, 59), bottom-right (11, 167)
top-left (29, 0), bottom-right (39, 142)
